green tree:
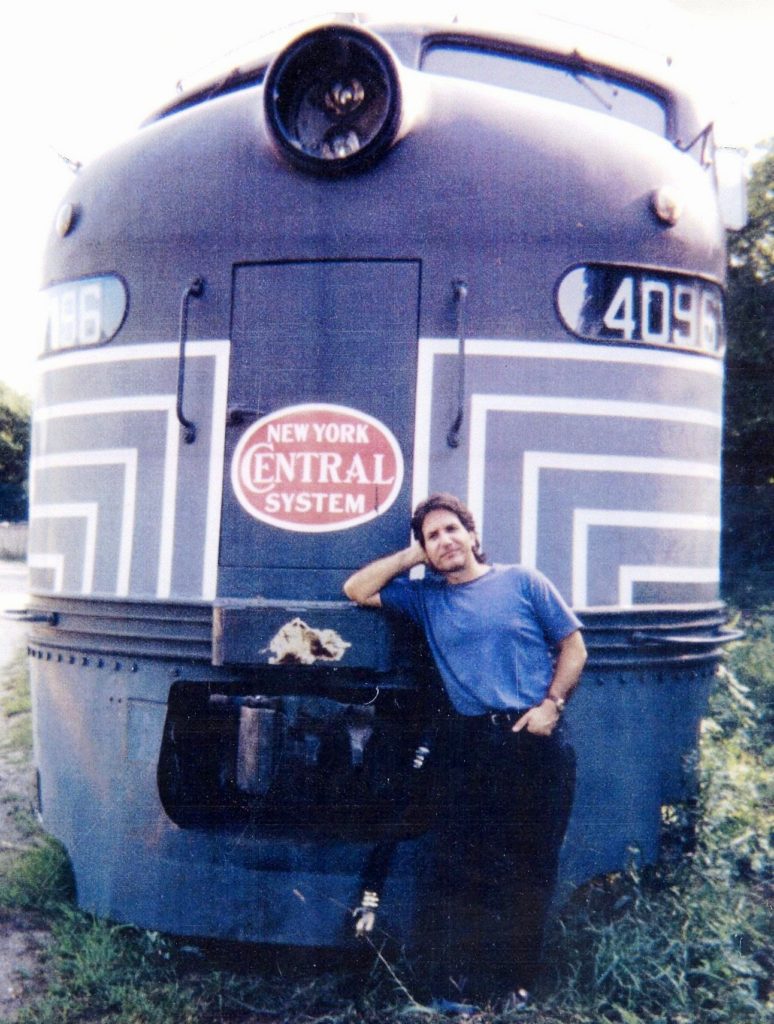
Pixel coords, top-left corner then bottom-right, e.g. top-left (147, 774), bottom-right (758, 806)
top-left (723, 140), bottom-right (774, 603)
top-left (0, 381), bottom-right (31, 521)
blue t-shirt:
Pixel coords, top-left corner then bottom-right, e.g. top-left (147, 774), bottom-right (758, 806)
top-left (381, 564), bottom-right (582, 715)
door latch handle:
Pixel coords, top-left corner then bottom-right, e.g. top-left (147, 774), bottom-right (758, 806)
top-left (227, 407), bottom-right (264, 426)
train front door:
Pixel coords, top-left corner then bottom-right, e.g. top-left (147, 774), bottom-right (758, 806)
top-left (220, 260), bottom-right (420, 600)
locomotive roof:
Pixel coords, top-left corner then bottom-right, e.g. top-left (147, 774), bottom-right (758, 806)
top-left (145, 12), bottom-right (702, 136)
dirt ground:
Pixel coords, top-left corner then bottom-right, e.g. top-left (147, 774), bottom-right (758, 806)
top-left (0, 560), bottom-right (50, 1022)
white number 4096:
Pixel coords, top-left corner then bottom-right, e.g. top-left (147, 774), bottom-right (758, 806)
top-left (602, 276), bottom-right (721, 353)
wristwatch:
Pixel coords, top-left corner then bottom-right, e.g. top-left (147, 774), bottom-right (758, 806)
top-left (546, 695), bottom-right (566, 714)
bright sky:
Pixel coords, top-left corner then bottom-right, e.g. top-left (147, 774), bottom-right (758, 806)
top-left (1, 0), bottom-right (772, 399)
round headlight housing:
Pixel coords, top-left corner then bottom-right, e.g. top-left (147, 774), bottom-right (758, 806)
top-left (263, 25), bottom-right (402, 175)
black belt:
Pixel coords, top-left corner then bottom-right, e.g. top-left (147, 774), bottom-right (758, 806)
top-left (461, 710), bottom-right (531, 728)
top-left (489, 710), bottom-right (530, 727)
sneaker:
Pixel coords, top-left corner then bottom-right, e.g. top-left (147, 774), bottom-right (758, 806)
top-left (499, 988), bottom-right (531, 1013)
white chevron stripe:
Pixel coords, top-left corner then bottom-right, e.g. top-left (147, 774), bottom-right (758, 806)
top-left (468, 396), bottom-right (721, 543)
top-left (35, 340), bottom-right (227, 373)
top-left (29, 503), bottom-right (99, 594)
top-left (572, 509), bottom-right (721, 607)
top-left (520, 451), bottom-right (719, 568)
top-left (31, 341), bottom-right (230, 599)
top-left (617, 565), bottom-right (720, 607)
top-left (412, 336), bottom-right (721, 525)
top-left (33, 398), bottom-right (178, 598)
top-left (30, 450), bottom-right (137, 596)
top-left (27, 553), bottom-right (65, 593)
top-left (411, 337), bottom-right (724, 609)
top-left (202, 341), bottom-right (230, 599)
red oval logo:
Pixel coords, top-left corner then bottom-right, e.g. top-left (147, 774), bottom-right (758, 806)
top-left (231, 404), bottom-right (405, 532)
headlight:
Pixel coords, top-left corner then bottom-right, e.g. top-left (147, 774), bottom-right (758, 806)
top-left (263, 25), bottom-right (402, 175)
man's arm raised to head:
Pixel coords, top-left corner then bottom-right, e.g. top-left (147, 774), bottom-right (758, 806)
top-left (343, 544), bottom-right (427, 607)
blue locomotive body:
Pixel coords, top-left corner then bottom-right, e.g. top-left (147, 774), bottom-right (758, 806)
top-left (28, 16), bottom-right (736, 945)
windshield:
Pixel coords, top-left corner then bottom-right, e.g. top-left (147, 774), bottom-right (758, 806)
top-left (422, 43), bottom-right (667, 136)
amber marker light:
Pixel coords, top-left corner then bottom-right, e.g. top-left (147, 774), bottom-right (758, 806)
top-left (651, 185), bottom-right (684, 226)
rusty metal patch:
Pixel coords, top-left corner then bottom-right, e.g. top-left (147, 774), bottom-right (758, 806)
top-left (266, 617), bottom-right (352, 665)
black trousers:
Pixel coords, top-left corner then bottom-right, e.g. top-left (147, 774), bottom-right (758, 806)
top-left (417, 714), bottom-right (576, 1001)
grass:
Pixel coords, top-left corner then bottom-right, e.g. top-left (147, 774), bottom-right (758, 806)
top-left (0, 612), bottom-right (771, 1023)
top-left (534, 607), bottom-right (772, 1024)
top-left (0, 649), bottom-right (32, 756)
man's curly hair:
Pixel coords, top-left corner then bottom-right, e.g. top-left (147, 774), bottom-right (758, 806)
top-left (410, 493), bottom-right (487, 564)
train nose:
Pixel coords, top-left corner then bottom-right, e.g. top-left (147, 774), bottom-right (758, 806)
top-left (263, 23), bottom-right (403, 175)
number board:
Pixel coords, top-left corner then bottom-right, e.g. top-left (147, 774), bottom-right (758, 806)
top-left (556, 264), bottom-right (725, 356)
top-left (42, 276), bottom-right (128, 353)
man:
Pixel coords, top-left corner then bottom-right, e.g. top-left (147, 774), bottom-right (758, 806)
top-left (344, 493), bottom-right (586, 1012)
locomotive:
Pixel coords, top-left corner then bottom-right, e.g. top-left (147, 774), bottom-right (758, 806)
top-left (28, 13), bottom-right (741, 947)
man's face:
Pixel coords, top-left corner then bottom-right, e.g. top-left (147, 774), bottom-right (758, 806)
top-left (420, 508), bottom-right (479, 577)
